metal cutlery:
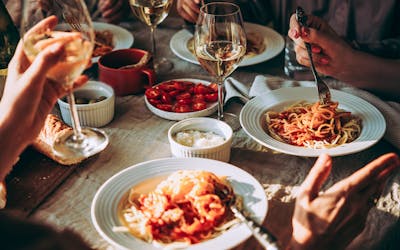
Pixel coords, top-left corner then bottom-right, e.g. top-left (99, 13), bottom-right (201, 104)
top-left (296, 7), bottom-right (331, 104)
top-left (230, 203), bottom-right (280, 250)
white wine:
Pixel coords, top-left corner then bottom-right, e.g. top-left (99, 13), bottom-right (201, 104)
top-left (0, 2), bottom-right (20, 75)
top-left (129, 0), bottom-right (173, 27)
top-left (23, 31), bottom-right (92, 86)
top-left (196, 41), bottom-right (245, 79)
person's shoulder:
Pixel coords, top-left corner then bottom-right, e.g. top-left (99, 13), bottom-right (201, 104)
top-left (0, 211), bottom-right (93, 250)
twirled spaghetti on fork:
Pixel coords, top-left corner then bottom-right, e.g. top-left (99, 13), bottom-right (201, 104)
top-left (265, 101), bottom-right (362, 149)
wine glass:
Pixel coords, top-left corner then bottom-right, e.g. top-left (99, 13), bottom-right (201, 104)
top-left (20, 0), bottom-right (108, 161)
top-left (194, 2), bottom-right (246, 130)
top-left (129, 0), bottom-right (174, 74)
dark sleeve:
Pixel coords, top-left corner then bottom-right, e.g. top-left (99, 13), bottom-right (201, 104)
top-left (355, 0), bottom-right (400, 59)
top-left (0, 212), bottom-right (93, 250)
top-left (234, 0), bottom-right (274, 26)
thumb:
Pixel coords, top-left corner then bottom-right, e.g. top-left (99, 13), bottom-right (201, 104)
top-left (300, 153), bottom-right (332, 200)
top-left (302, 27), bottom-right (337, 50)
top-left (22, 42), bottom-right (65, 89)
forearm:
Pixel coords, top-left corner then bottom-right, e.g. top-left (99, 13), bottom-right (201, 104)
top-left (0, 109), bottom-right (29, 181)
top-left (339, 50), bottom-right (400, 100)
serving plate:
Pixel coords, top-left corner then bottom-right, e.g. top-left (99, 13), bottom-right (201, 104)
top-left (240, 87), bottom-right (386, 157)
top-left (92, 22), bottom-right (134, 63)
top-left (144, 78), bottom-right (218, 120)
top-left (91, 157), bottom-right (268, 250)
top-left (169, 22), bottom-right (284, 67)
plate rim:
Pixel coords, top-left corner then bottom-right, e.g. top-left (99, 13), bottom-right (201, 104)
top-left (144, 78), bottom-right (218, 120)
top-left (239, 87), bottom-right (386, 157)
top-left (169, 22), bottom-right (284, 67)
top-left (91, 157), bottom-right (268, 250)
top-left (92, 22), bottom-right (134, 63)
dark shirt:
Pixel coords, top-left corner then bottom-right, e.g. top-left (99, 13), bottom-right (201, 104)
top-left (237, 0), bottom-right (400, 58)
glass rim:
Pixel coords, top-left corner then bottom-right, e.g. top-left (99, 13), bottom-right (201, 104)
top-left (199, 2), bottom-right (241, 16)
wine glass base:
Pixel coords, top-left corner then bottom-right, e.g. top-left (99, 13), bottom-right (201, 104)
top-left (53, 127), bottom-right (109, 161)
top-left (211, 112), bottom-right (241, 131)
top-left (154, 57), bottom-right (173, 75)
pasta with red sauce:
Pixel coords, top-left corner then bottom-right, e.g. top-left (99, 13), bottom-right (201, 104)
top-left (265, 101), bottom-right (361, 149)
top-left (116, 170), bottom-right (241, 247)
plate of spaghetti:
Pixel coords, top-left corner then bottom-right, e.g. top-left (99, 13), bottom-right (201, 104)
top-left (240, 87), bottom-right (386, 157)
top-left (170, 22), bottom-right (284, 67)
top-left (92, 22), bottom-right (134, 63)
top-left (91, 158), bottom-right (267, 250)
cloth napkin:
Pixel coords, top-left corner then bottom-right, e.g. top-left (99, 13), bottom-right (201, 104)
top-left (229, 74), bottom-right (400, 150)
top-left (224, 77), bottom-right (249, 104)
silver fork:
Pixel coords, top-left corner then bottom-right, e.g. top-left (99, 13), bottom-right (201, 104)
top-left (296, 7), bottom-right (331, 104)
top-left (63, 13), bottom-right (82, 31)
top-left (226, 191), bottom-right (280, 250)
top-left (230, 204), bottom-right (280, 250)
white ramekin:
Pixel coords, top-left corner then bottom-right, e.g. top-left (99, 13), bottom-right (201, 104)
top-left (57, 81), bottom-right (115, 127)
top-left (168, 117), bottom-right (233, 162)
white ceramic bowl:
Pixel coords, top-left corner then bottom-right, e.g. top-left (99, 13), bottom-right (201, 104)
top-left (58, 81), bottom-right (115, 127)
top-left (144, 78), bottom-right (218, 120)
top-left (168, 117), bottom-right (233, 162)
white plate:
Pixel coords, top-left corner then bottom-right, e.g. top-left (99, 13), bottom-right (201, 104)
top-left (92, 22), bottom-right (134, 63)
top-left (240, 87), bottom-right (386, 157)
top-left (144, 78), bottom-right (218, 120)
top-left (169, 22), bottom-right (284, 67)
top-left (91, 157), bottom-right (268, 250)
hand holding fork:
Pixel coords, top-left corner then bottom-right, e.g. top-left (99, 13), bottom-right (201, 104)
top-left (295, 7), bottom-right (331, 104)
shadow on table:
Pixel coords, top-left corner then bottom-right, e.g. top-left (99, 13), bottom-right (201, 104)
top-left (230, 139), bottom-right (400, 250)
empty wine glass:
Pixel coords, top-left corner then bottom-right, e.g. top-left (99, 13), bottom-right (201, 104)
top-left (129, 0), bottom-right (174, 74)
top-left (20, 0), bottom-right (108, 161)
top-left (194, 2), bottom-right (246, 130)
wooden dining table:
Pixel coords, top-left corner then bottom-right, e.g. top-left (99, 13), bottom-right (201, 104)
top-left (4, 16), bottom-right (400, 250)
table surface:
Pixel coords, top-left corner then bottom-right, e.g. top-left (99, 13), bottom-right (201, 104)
top-left (4, 17), bottom-right (400, 250)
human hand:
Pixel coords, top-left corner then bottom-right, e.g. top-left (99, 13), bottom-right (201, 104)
top-left (288, 153), bottom-right (400, 250)
top-left (98, 0), bottom-right (128, 24)
top-left (287, 14), bottom-right (355, 80)
top-left (0, 16), bottom-right (87, 147)
top-left (177, 0), bottom-right (201, 23)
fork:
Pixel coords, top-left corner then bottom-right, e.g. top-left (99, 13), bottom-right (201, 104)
top-left (228, 193), bottom-right (280, 250)
top-left (296, 7), bottom-right (331, 104)
top-left (63, 12), bottom-right (83, 31)
top-left (230, 205), bottom-right (280, 250)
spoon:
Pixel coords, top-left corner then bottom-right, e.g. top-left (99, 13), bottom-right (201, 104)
top-left (118, 51), bottom-right (152, 70)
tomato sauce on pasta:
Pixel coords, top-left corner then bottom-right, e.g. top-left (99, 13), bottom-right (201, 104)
top-left (116, 170), bottom-right (240, 247)
top-left (265, 101), bottom-right (362, 149)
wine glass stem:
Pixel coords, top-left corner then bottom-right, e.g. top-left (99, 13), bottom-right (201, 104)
top-left (216, 77), bottom-right (225, 120)
top-left (150, 26), bottom-right (156, 63)
top-left (67, 91), bottom-right (84, 143)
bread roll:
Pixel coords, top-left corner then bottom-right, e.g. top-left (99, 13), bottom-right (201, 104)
top-left (32, 114), bottom-right (85, 165)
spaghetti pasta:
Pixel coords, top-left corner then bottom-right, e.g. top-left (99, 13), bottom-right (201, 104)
top-left (265, 101), bottom-right (362, 149)
top-left (117, 170), bottom-right (240, 247)
top-left (93, 30), bottom-right (114, 57)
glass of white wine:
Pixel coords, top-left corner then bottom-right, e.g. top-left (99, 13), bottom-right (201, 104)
top-left (129, 0), bottom-right (174, 74)
top-left (20, 0), bottom-right (108, 161)
top-left (194, 2), bottom-right (246, 130)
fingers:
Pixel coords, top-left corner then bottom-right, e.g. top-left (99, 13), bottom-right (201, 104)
top-left (20, 42), bottom-right (65, 91)
top-left (178, 0), bottom-right (200, 23)
top-left (349, 153), bottom-right (399, 191)
top-left (8, 41), bottom-right (27, 74)
top-left (51, 74), bottom-right (88, 98)
top-left (33, 32), bottom-right (82, 50)
top-left (300, 154), bottom-right (332, 200)
top-left (294, 44), bottom-right (329, 67)
top-left (24, 15), bottom-right (58, 39)
top-left (288, 14), bottom-right (301, 39)
top-left (100, 0), bottom-right (124, 22)
top-left (73, 75), bottom-right (88, 89)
